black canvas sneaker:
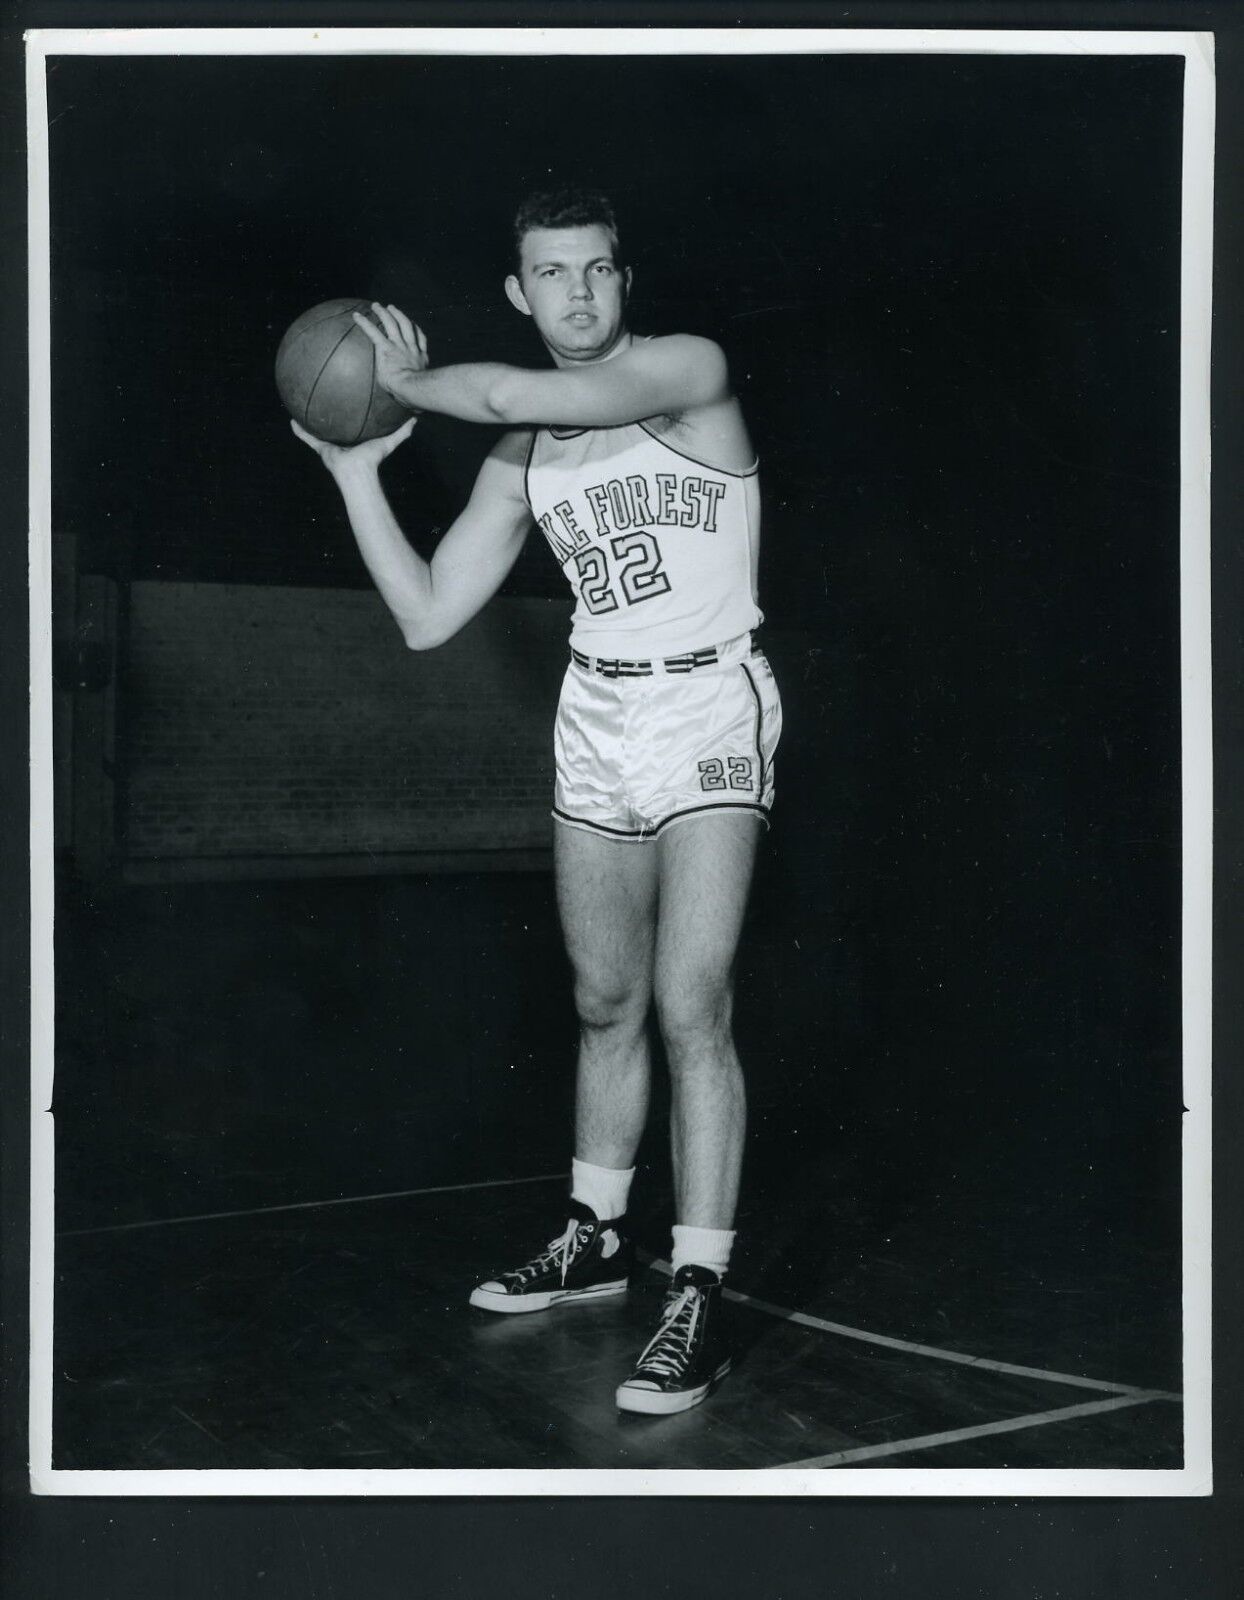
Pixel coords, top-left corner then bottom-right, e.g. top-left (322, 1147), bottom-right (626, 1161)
top-left (615, 1264), bottom-right (731, 1414)
top-left (468, 1199), bottom-right (633, 1314)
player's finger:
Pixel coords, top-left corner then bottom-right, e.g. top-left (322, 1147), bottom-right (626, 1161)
top-left (414, 324), bottom-right (428, 359)
top-left (351, 310), bottom-right (385, 348)
top-left (387, 305), bottom-right (417, 347)
top-left (290, 418), bottom-right (323, 450)
top-left (369, 301), bottom-right (401, 341)
top-left (373, 415), bottom-right (417, 460)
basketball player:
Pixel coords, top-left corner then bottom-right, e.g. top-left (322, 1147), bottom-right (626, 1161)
top-left (293, 188), bottom-right (781, 1415)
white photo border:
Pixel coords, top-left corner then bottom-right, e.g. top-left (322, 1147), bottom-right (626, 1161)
top-left (26, 24), bottom-right (1215, 1498)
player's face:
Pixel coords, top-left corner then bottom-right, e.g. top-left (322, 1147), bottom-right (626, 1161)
top-left (505, 224), bottom-right (631, 363)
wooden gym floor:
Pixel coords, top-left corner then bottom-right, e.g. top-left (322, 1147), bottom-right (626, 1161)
top-left (49, 873), bottom-right (1183, 1474)
top-left (53, 1165), bottom-right (1181, 1473)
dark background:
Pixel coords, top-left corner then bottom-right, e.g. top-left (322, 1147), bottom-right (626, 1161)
top-left (4, 0), bottom-right (1242, 1595)
top-left (53, 47), bottom-right (1184, 626)
top-left (47, 45), bottom-right (1184, 1231)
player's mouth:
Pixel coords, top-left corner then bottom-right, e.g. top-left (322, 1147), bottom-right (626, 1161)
top-left (565, 311), bottom-right (597, 324)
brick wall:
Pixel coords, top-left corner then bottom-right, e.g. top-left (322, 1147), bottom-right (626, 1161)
top-left (120, 582), bottom-right (570, 867)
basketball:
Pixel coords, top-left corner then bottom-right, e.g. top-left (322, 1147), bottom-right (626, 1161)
top-left (275, 299), bottom-right (411, 446)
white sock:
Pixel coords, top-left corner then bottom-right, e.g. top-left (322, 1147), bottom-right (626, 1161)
top-left (570, 1158), bottom-right (635, 1223)
top-left (671, 1224), bottom-right (735, 1279)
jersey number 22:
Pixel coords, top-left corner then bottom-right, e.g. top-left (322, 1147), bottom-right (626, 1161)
top-left (574, 532), bottom-right (671, 615)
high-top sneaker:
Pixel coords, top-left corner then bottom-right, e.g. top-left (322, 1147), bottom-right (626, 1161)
top-left (468, 1199), bottom-right (632, 1314)
top-left (615, 1264), bottom-right (731, 1414)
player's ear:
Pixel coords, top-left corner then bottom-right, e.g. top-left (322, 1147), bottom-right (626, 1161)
top-left (624, 265), bottom-right (633, 298)
top-left (504, 274), bottom-right (532, 317)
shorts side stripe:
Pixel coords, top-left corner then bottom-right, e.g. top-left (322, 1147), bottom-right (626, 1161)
top-left (740, 662), bottom-right (766, 798)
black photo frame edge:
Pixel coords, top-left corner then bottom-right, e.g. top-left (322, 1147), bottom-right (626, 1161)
top-left (1, 1), bottom-right (1240, 1595)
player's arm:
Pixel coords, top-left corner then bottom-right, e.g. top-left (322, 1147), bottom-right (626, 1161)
top-left (358, 304), bottom-right (730, 427)
top-left (292, 419), bottom-right (532, 650)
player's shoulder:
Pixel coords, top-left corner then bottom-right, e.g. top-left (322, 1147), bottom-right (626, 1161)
top-left (488, 427), bottom-right (536, 465)
top-left (637, 332), bottom-right (728, 369)
top-left (474, 428), bottom-right (536, 502)
top-left (633, 333), bottom-right (731, 409)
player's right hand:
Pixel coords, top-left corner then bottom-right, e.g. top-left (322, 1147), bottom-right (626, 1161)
top-left (290, 416), bottom-right (417, 474)
top-left (353, 303), bottom-right (429, 404)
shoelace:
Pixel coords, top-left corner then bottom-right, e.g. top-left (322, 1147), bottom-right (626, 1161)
top-left (507, 1219), bottom-right (587, 1287)
top-left (634, 1285), bottom-right (702, 1378)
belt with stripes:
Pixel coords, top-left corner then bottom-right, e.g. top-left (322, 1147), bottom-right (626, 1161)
top-left (570, 631), bottom-right (760, 679)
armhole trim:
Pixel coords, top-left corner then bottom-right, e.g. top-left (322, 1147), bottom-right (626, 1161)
top-left (638, 421), bottom-right (758, 479)
top-left (521, 429), bottom-right (538, 513)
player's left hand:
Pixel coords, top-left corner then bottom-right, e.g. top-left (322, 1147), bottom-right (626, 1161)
top-left (290, 414), bottom-right (417, 475)
top-left (353, 303), bottom-right (429, 405)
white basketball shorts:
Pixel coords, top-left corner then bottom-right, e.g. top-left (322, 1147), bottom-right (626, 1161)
top-left (552, 632), bottom-right (783, 841)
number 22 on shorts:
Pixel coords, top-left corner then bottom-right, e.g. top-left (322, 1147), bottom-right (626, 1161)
top-left (698, 756), bottom-right (754, 792)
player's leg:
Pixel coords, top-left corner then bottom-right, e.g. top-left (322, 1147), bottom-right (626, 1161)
top-left (469, 821), bottom-right (657, 1314)
top-left (653, 811), bottom-right (760, 1230)
top-left (615, 810), bottom-right (760, 1412)
top-left (554, 820), bottom-right (659, 1174)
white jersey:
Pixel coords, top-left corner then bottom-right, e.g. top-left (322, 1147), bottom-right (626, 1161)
top-left (524, 419), bottom-right (762, 656)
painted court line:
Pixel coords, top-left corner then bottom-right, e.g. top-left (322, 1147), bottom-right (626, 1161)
top-left (56, 1172), bottom-right (564, 1238)
top-left (777, 1391), bottom-right (1170, 1469)
top-left (645, 1255), bottom-right (1182, 1403)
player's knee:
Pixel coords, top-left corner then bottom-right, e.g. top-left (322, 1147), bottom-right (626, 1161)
top-left (655, 974), bottom-right (733, 1062)
top-left (574, 973), bottom-right (647, 1035)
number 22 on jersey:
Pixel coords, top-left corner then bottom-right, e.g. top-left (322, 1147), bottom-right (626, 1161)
top-left (574, 531), bottom-right (671, 616)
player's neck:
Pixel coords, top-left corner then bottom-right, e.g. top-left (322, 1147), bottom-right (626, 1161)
top-left (546, 328), bottom-right (633, 371)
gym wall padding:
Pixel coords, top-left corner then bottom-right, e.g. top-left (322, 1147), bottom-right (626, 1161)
top-left (117, 583), bottom-right (570, 872)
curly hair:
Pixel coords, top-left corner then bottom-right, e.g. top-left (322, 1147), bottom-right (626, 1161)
top-left (512, 186), bottom-right (622, 273)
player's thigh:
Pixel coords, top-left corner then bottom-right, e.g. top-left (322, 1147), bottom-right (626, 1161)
top-left (554, 821), bottom-right (659, 1012)
top-left (653, 812), bottom-right (763, 1026)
